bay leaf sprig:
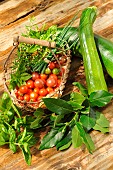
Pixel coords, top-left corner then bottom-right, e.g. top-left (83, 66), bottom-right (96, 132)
top-left (39, 82), bottom-right (113, 153)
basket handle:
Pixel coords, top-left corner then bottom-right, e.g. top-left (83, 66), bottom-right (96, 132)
top-left (13, 36), bottom-right (56, 48)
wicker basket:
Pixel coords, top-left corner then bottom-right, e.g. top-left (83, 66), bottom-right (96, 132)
top-left (3, 36), bottom-right (71, 112)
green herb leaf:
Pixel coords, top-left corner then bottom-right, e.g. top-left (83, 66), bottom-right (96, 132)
top-left (73, 82), bottom-right (88, 96)
top-left (72, 125), bottom-right (83, 148)
top-left (93, 111), bottom-right (109, 133)
top-left (20, 144), bottom-right (32, 166)
top-left (30, 108), bottom-right (44, 129)
top-left (0, 134), bottom-right (6, 146)
top-left (43, 98), bottom-right (73, 115)
top-left (80, 115), bottom-right (96, 131)
top-left (89, 90), bottom-right (113, 107)
top-left (9, 143), bottom-right (17, 153)
top-left (76, 122), bottom-right (95, 153)
top-left (56, 131), bottom-right (72, 150)
top-left (70, 92), bottom-right (86, 105)
top-left (39, 127), bottom-right (65, 150)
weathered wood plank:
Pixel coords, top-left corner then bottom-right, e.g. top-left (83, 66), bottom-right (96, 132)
top-left (1, 0), bottom-right (113, 169)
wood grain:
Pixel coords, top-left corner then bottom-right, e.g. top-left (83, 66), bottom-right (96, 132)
top-left (1, 0), bottom-right (113, 169)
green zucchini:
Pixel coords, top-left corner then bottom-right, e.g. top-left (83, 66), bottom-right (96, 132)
top-left (94, 34), bottom-right (113, 78)
top-left (58, 27), bottom-right (113, 78)
top-left (79, 6), bottom-right (108, 94)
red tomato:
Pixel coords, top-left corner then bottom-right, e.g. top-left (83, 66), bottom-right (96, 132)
top-left (32, 72), bottom-right (40, 80)
top-left (18, 95), bottom-right (24, 101)
top-left (19, 85), bottom-right (28, 94)
top-left (39, 88), bottom-right (48, 96)
top-left (27, 88), bottom-right (33, 94)
top-left (59, 68), bottom-right (65, 76)
top-left (40, 73), bottom-right (48, 80)
top-left (59, 56), bottom-right (67, 65)
top-left (46, 77), bottom-right (57, 87)
top-left (26, 79), bottom-right (34, 89)
top-left (30, 92), bottom-right (38, 100)
top-left (38, 96), bottom-right (43, 101)
top-left (48, 62), bottom-right (56, 70)
top-left (57, 79), bottom-right (61, 87)
top-left (24, 94), bottom-right (30, 102)
top-left (46, 87), bottom-right (54, 94)
top-left (34, 87), bottom-right (39, 94)
top-left (49, 74), bottom-right (58, 80)
top-left (34, 79), bottom-right (45, 89)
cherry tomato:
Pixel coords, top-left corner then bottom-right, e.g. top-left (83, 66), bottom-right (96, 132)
top-left (18, 95), bottom-right (24, 101)
top-left (34, 79), bottom-right (45, 89)
top-left (34, 87), bottom-right (39, 94)
top-left (57, 79), bottom-right (61, 87)
top-left (46, 87), bottom-right (54, 94)
top-left (52, 68), bottom-right (60, 75)
top-left (27, 88), bottom-right (33, 94)
top-left (19, 85), bottom-right (28, 94)
top-left (49, 74), bottom-right (58, 80)
top-left (26, 79), bottom-right (34, 89)
top-left (59, 67), bottom-right (65, 76)
top-left (38, 96), bottom-right (43, 101)
top-left (40, 73), bottom-right (48, 80)
top-left (48, 62), bottom-right (56, 70)
top-left (46, 77), bottom-right (57, 87)
top-left (39, 88), bottom-right (48, 96)
top-left (59, 56), bottom-right (67, 65)
top-left (30, 92), bottom-right (38, 100)
top-left (45, 68), bottom-right (51, 75)
top-left (24, 94), bottom-right (30, 102)
top-left (32, 72), bottom-right (40, 80)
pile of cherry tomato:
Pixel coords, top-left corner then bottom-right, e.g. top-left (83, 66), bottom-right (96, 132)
top-left (14, 60), bottom-right (66, 105)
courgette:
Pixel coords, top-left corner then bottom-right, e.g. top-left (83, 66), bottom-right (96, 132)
top-left (58, 27), bottom-right (113, 78)
top-left (79, 6), bottom-right (108, 94)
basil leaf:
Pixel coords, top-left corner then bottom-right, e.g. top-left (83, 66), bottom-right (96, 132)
top-left (73, 82), bottom-right (88, 96)
top-left (9, 143), bottom-right (17, 153)
top-left (0, 134), bottom-right (6, 146)
top-left (43, 98), bottom-right (73, 115)
top-left (30, 108), bottom-right (44, 129)
top-left (72, 125), bottom-right (83, 148)
top-left (20, 145), bottom-right (31, 166)
top-left (39, 127), bottom-right (65, 150)
top-left (89, 90), bottom-right (113, 107)
top-left (68, 101), bottom-right (84, 110)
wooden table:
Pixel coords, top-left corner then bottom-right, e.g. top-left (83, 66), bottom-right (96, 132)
top-left (1, 0), bottom-right (113, 169)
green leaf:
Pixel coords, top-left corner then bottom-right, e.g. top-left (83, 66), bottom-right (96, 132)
top-left (30, 108), bottom-right (44, 129)
top-left (68, 101), bottom-right (84, 110)
top-left (76, 122), bottom-right (95, 153)
top-left (93, 111), bottom-right (109, 133)
top-left (30, 117), bottom-right (42, 129)
top-left (72, 125), bottom-right (83, 148)
top-left (20, 145), bottom-right (32, 166)
top-left (89, 90), bottom-right (113, 107)
top-left (70, 92), bottom-right (86, 105)
top-left (56, 131), bottom-right (72, 150)
top-left (9, 143), bottom-right (17, 153)
top-left (73, 82), bottom-right (88, 96)
top-left (80, 115), bottom-right (96, 131)
top-left (39, 127), bottom-right (65, 150)
top-left (8, 127), bottom-right (16, 142)
top-left (0, 134), bottom-right (6, 146)
top-left (59, 141), bottom-right (72, 151)
top-left (43, 98), bottom-right (73, 115)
